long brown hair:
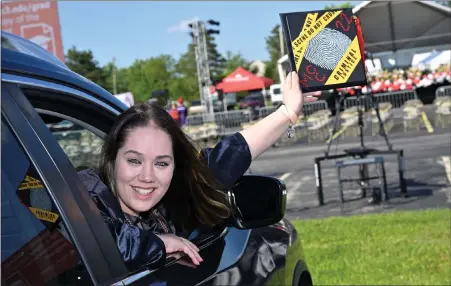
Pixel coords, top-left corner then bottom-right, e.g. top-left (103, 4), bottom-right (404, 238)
top-left (99, 103), bottom-right (230, 231)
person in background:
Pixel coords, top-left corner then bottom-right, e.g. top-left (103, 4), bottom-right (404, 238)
top-left (169, 103), bottom-right (180, 125)
top-left (177, 98), bottom-right (188, 126)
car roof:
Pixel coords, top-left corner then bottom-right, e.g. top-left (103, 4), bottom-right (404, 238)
top-left (1, 31), bottom-right (126, 111)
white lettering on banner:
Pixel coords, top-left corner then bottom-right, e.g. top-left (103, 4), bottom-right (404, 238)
top-left (1, 1), bottom-right (51, 16)
top-left (224, 74), bottom-right (249, 83)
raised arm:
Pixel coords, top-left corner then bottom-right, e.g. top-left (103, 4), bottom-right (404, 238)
top-left (240, 71), bottom-right (317, 160)
top-left (201, 72), bottom-right (316, 188)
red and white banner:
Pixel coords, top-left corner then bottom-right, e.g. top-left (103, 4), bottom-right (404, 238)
top-left (1, 1), bottom-right (65, 62)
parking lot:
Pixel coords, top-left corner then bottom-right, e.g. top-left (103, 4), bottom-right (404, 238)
top-left (250, 128), bottom-right (451, 220)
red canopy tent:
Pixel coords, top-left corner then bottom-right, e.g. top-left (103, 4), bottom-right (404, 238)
top-left (216, 67), bottom-right (274, 93)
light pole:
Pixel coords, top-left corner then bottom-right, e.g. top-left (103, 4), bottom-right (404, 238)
top-left (188, 19), bottom-right (220, 121)
top-left (112, 56), bottom-right (117, 95)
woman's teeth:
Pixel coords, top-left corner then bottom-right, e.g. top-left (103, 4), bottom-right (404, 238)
top-left (133, 187), bottom-right (155, 195)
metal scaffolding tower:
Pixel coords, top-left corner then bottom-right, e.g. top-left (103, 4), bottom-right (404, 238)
top-left (189, 20), bottom-right (214, 120)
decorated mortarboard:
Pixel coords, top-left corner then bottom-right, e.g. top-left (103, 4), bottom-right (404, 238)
top-left (280, 8), bottom-right (368, 92)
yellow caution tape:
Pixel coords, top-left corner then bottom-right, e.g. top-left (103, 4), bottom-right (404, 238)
top-left (291, 11), bottom-right (342, 71)
top-left (325, 36), bottom-right (362, 85)
top-left (420, 111), bottom-right (434, 133)
top-left (29, 207), bottom-right (59, 223)
top-left (18, 176), bottom-right (44, 190)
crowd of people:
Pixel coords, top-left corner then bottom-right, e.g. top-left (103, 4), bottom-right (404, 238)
top-left (335, 66), bottom-right (451, 96)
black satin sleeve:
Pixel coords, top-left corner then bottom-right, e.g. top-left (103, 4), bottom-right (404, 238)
top-left (200, 132), bottom-right (252, 189)
top-left (101, 211), bottom-right (167, 271)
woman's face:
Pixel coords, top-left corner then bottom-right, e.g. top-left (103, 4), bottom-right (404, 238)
top-left (114, 121), bottom-right (175, 216)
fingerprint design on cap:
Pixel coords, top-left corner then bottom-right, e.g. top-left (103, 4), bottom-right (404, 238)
top-left (304, 28), bottom-right (351, 71)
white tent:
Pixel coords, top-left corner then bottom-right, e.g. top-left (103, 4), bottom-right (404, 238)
top-left (354, 1), bottom-right (451, 53)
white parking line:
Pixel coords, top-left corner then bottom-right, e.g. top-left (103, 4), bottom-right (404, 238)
top-left (287, 181), bottom-right (303, 202)
top-left (279, 172), bottom-right (292, 182)
top-left (440, 156), bottom-right (451, 184)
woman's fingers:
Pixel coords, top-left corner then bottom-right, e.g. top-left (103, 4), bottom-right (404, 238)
top-left (182, 244), bottom-right (203, 265)
top-left (291, 71), bottom-right (300, 90)
top-left (285, 71), bottom-right (293, 90)
top-left (180, 237), bottom-right (199, 251)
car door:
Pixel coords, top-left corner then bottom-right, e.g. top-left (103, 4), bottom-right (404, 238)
top-left (1, 82), bottom-right (130, 286)
top-left (1, 74), bottom-right (260, 286)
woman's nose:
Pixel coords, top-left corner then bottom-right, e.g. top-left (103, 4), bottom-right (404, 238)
top-left (138, 163), bottom-right (155, 182)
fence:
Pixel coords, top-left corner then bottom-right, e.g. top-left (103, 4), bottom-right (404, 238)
top-left (184, 89), bottom-right (450, 147)
top-left (436, 85), bottom-right (451, 98)
top-left (434, 85), bottom-right (451, 128)
top-left (343, 90), bottom-right (418, 110)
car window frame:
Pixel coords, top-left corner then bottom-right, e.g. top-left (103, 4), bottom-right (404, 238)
top-left (2, 72), bottom-right (237, 284)
top-left (1, 81), bottom-right (129, 285)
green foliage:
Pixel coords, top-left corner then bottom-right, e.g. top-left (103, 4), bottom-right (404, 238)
top-left (64, 19), bottom-right (300, 103)
top-left (264, 24), bottom-right (283, 83)
top-left (221, 51), bottom-right (250, 77)
top-left (65, 46), bottom-right (107, 89)
top-left (324, 2), bottom-right (354, 10)
top-left (127, 55), bottom-right (175, 103)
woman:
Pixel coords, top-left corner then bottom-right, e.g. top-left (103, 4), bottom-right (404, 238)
top-left (77, 71), bottom-right (316, 271)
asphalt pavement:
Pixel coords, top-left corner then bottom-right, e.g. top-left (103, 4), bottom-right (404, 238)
top-left (249, 110), bottom-right (451, 220)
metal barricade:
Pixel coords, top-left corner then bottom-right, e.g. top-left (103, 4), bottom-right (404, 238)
top-left (374, 90), bottom-right (417, 108)
top-left (258, 106), bottom-right (277, 119)
top-left (343, 96), bottom-right (372, 110)
top-left (304, 100), bottom-right (331, 143)
top-left (434, 85), bottom-right (451, 128)
top-left (186, 114), bottom-right (204, 126)
top-left (302, 100), bottom-right (329, 116)
top-left (214, 110), bottom-right (252, 137)
top-left (436, 85), bottom-right (451, 98)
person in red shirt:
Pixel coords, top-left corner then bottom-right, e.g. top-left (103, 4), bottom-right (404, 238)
top-left (169, 103), bottom-right (180, 124)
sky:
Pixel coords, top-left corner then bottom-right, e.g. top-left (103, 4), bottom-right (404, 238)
top-left (57, 1), bottom-right (362, 69)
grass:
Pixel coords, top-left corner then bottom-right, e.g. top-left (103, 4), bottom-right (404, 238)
top-left (291, 208), bottom-right (451, 285)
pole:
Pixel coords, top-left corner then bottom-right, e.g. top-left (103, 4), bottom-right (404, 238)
top-left (200, 23), bottom-right (214, 119)
top-left (112, 57), bottom-right (117, 95)
top-left (279, 25), bottom-right (285, 57)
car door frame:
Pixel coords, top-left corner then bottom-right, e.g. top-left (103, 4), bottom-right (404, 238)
top-left (1, 81), bottom-right (130, 285)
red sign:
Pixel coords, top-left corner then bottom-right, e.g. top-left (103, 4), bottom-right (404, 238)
top-left (1, 0), bottom-right (65, 62)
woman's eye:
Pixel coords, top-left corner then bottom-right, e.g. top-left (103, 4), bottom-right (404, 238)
top-left (155, 162), bottom-right (169, 168)
top-left (127, 158), bottom-right (141, 165)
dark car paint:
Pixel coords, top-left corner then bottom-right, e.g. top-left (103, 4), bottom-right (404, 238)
top-left (1, 31), bottom-right (310, 286)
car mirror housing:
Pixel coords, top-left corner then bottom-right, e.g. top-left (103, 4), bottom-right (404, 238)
top-left (227, 175), bottom-right (287, 229)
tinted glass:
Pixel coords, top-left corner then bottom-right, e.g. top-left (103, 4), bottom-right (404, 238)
top-left (1, 120), bottom-right (91, 285)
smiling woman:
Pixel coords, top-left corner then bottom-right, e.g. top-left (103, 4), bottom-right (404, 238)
top-left (76, 71), bottom-right (315, 271)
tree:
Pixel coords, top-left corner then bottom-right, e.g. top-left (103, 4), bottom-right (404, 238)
top-left (324, 2), bottom-right (354, 10)
top-left (264, 24), bottom-right (283, 83)
top-left (434, 0), bottom-right (450, 7)
top-left (102, 61), bottom-right (129, 95)
top-left (65, 46), bottom-right (107, 88)
top-left (126, 55), bottom-right (176, 103)
top-left (221, 51), bottom-right (250, 77)
top-left (172, 43), bottom-right (203, 103)
top-left (206, 33), bottom-right (226, 83)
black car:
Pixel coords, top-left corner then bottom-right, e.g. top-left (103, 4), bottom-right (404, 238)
top-left (1, 31), bottom-right (312, 286)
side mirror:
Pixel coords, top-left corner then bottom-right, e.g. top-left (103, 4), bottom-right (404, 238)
top-left (228, 175), bottom-right (287, 229)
